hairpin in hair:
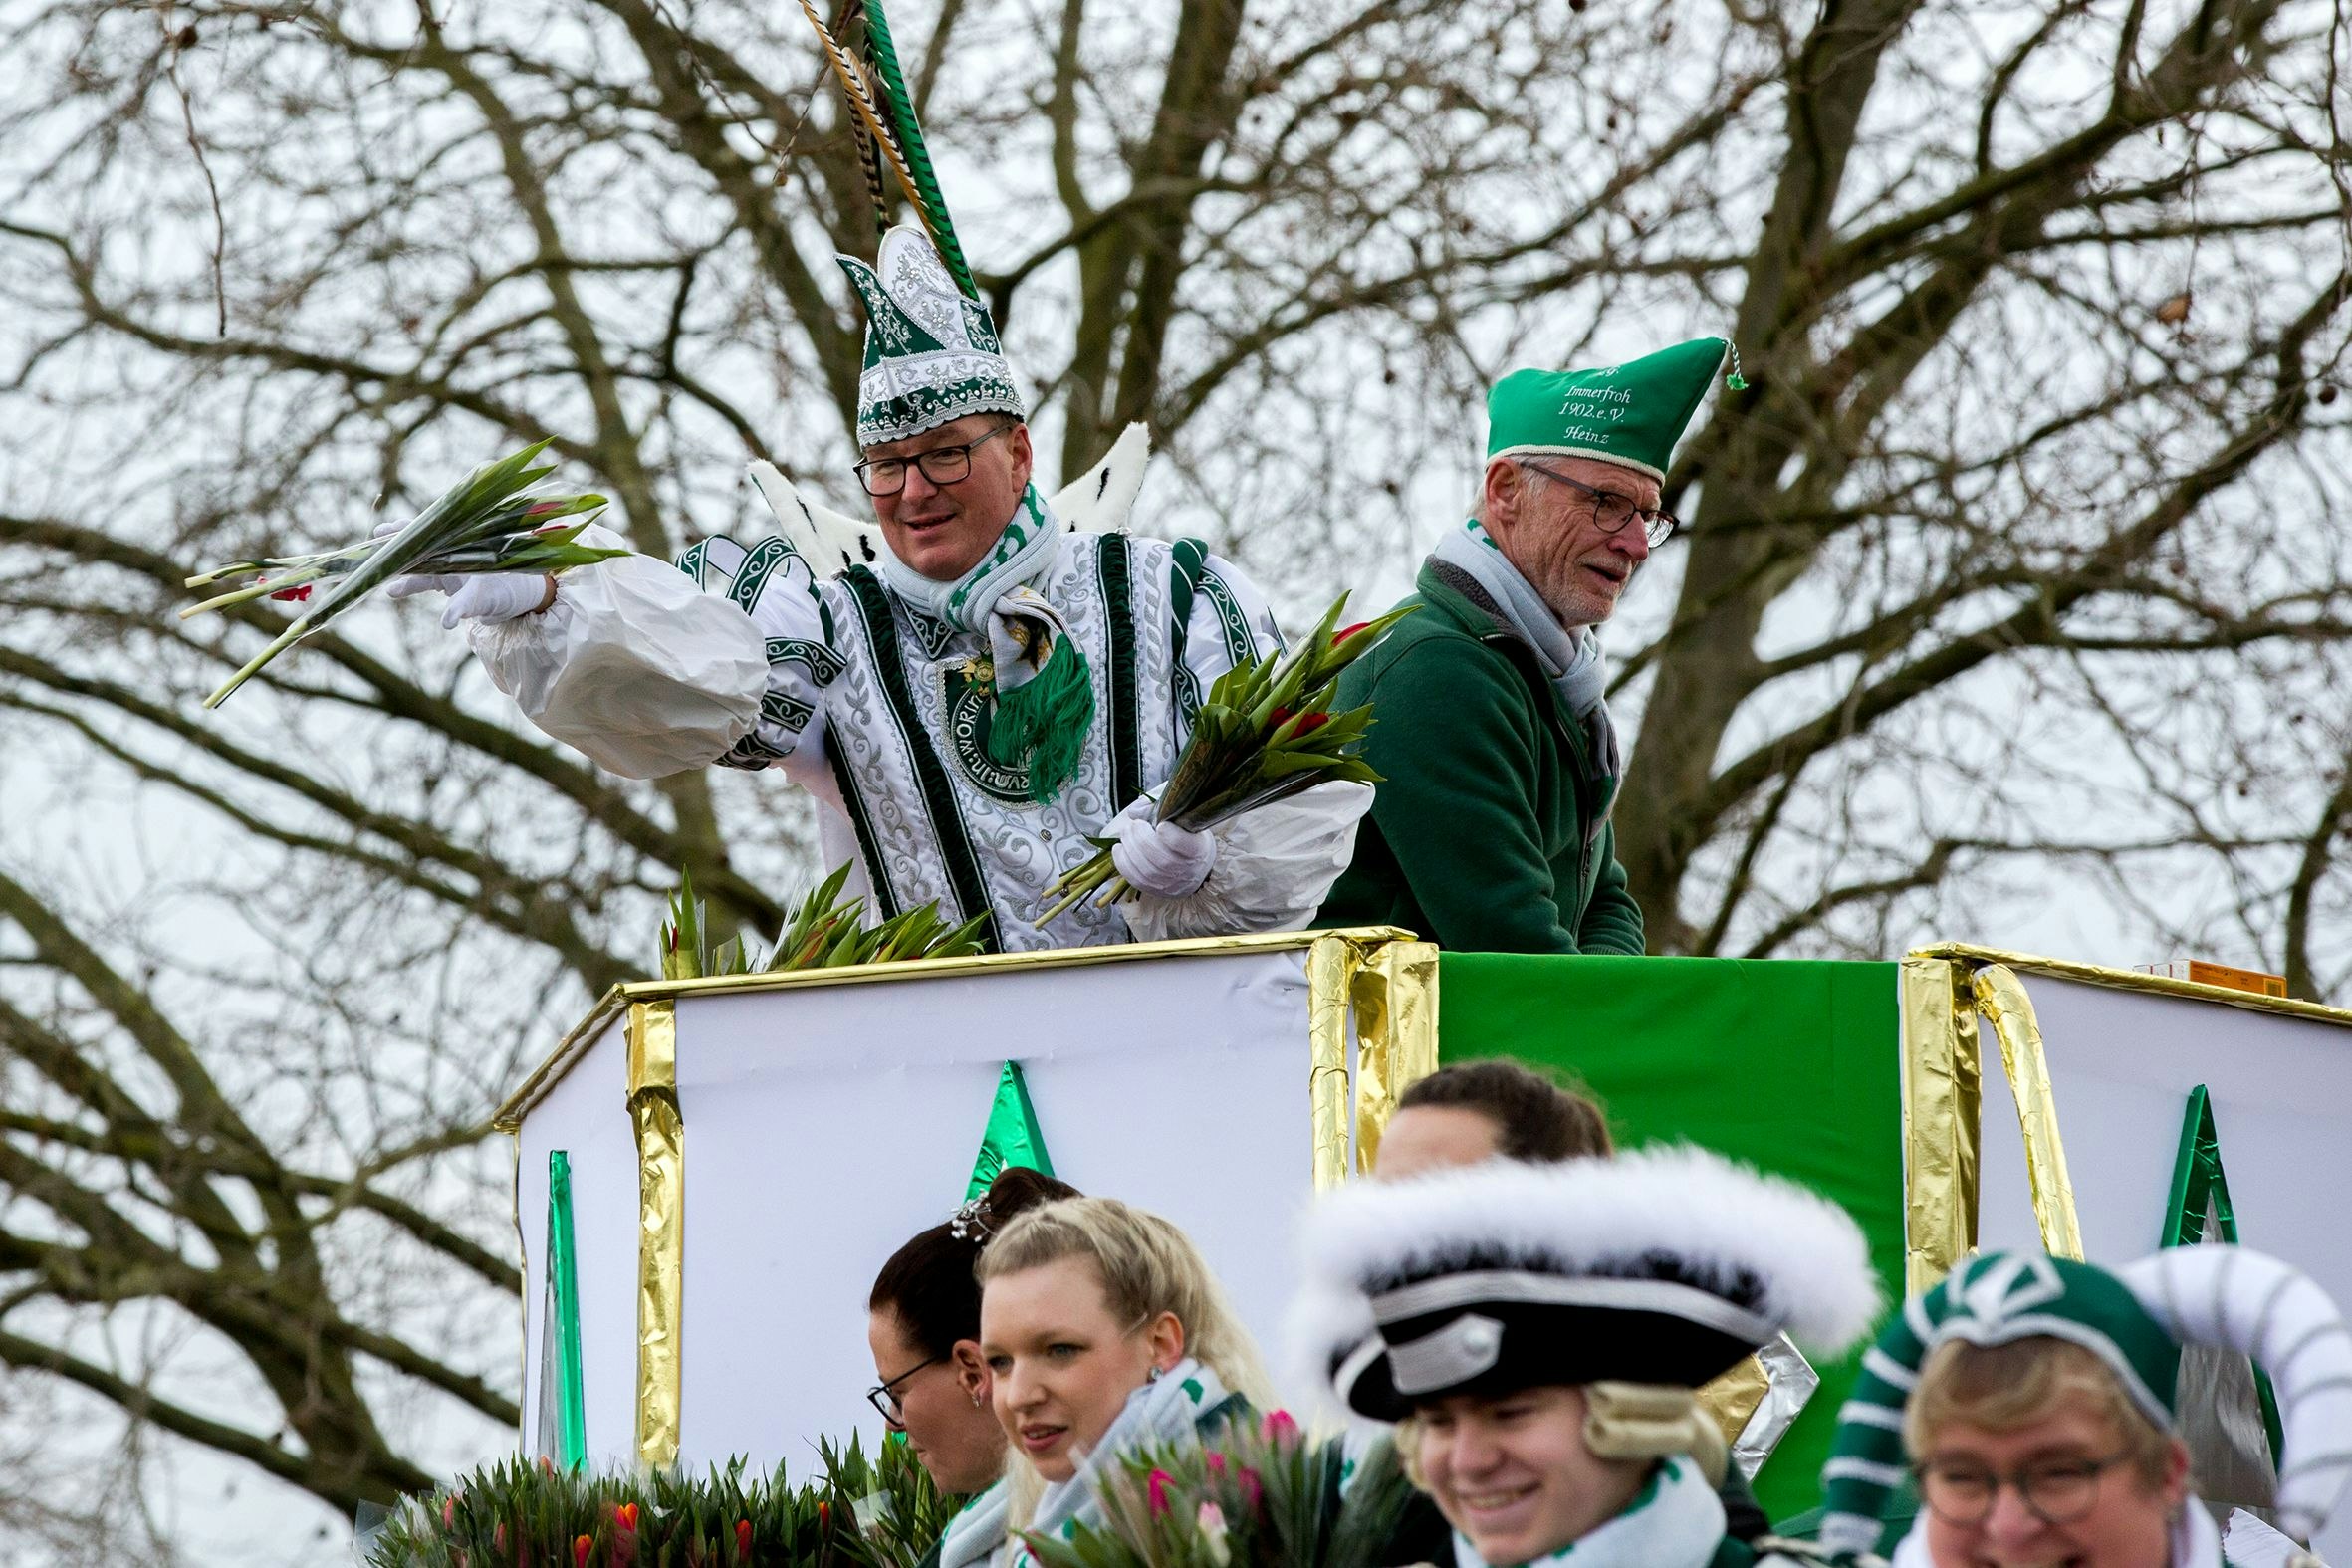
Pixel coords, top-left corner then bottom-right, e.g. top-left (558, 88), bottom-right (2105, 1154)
top-left (948, 1198), bottom-right (993, 1243)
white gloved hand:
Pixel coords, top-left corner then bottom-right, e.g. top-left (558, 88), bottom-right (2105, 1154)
top-left (1106, 796), bottom-right (1217, 900)
top-left (373, 516), bottom-right (553, 629)
top-left (386, 571), bottom-right (553, 629)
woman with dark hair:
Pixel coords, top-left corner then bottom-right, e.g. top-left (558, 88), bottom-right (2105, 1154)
top-left (868, 1167), bottom-right (1079, 1505)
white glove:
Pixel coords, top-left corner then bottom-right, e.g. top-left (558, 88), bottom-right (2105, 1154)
top-left (386, 571), bottom-right (553, 629)
top-left (1106, 796), bottom-right (1217, 900)
top-left (373, 516), bottom-right (552, 629)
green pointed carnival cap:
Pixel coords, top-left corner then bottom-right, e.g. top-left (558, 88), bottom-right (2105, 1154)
top-left (1486, 336), bottom-right (1732, 483)
top-left (837, 226), bottom-right (1026, 448)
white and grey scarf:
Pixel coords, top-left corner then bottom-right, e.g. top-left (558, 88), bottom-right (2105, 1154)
top-left (1450, 1454), bottom-right (1726, 1568)
top-left (936, 1478), bottom-right (1010, 1568)
top-left (1432, 519), bottom-right (1621, 778)
top-left (1007, 1359), bottom-right (1232, 1568)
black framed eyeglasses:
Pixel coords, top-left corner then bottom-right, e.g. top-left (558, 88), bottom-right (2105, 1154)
top-left (1515, 461), bottom-right (1679, 548)
top-left (853, 423), bottom-right (1016, 497)
top-left (865, 1354), bottom-right (946, 1423)
top-left (1915, 1452), bottom-right (2132, 1527)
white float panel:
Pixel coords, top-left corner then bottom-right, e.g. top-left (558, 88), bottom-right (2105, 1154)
top-left (512, 942), bottom-right (1340, 1475)
top-left (1977, 974), bottom-right (2352, 1562)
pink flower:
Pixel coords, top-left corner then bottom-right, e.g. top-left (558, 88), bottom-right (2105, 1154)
top-left (1262, 1409), bottom-right (1300, 1445)
top-left (1197, 1501), bottom-right (1231, 1567)
top-left (268, 583), bottom-right (314, 602)
top-left (443, 1496), bottom-right (457, 1528)
top-left (1204, 1452), bottom-right (1228, 1477)
top-left (1147, 1467), bottom-right (1174, 1517)
top-left (1238, 1466), bottom-right (1264, 1511)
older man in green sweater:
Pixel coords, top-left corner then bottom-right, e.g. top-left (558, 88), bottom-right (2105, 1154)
top-left (1318, 336), bottom-right (1736, 953)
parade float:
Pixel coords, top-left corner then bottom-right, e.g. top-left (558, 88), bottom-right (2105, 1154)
top-left (495, 936), bottom-right (2352, 1557)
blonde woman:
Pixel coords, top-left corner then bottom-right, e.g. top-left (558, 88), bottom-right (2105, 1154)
top-left (956, 1196), bottom-right (1274, 1568)
top-left (1818, 1248), bottom-right (2352, 1568)
top-left (1293, 1147), bottom-right (1879, 1568)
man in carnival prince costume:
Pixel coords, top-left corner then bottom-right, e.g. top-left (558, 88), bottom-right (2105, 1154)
top-left (393, 85), bottom-right (1367, 952)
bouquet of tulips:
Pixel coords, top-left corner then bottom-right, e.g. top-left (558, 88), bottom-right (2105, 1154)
top-left (660, 863), bottom-right (990, 981)
top-left (183, 440), bottom-right (622, 709)
top-left (1018, 1410), bottom-right (1420, 1568)
top-left (1036, 594), bottom-right (1412, 924)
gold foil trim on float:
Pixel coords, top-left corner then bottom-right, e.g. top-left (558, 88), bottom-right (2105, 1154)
top-left (1308, 932), bottom-right (1441, 1190)
top-left (626, 999), bottom-right (684, 1470)
top-left (1898, 955), bottom-right (1981, 1293)
top-left (1348, 939), bottom-right (1440, 1177)
top-left (1968, 962), bottom-right (2084, 1261)
top-left (1914, 942), bottom-right (2352, 1026)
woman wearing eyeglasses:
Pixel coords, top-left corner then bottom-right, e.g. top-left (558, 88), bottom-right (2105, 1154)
top-left (972, 1195), bottom-right (1274, 1568)
top-left (1816, 1248), bottom-right (2352, 1568)
top-left (867, 1168), bottom-right (1079, 1537)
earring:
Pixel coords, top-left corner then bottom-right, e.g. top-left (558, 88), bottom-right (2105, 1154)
top-left (970, 1393), bottom-right (985, 1408)
top-left (1147, 1366), bottom-right (1163, 1383)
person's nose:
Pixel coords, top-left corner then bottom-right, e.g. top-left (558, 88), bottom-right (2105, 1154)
top-left (1000, 1362), bottom-right (1041, 1413)
top-left (1612, 521), bottom-right (1651, 563)
top-left (1446, 1422), bottom-right (1504, 1481)
top-left (899, 462), bottom-right (942, 505)
top-left (1980, 1480), bottom-right (2045, 1546)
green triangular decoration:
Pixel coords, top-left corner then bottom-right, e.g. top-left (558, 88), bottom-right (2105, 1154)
top-left (537, 1150), bottom-right (588, 1471)
top-left (966, 1060), bottom-right (1055, 1201)
top-left (2161, 1085), bottom-right (2285, 1465)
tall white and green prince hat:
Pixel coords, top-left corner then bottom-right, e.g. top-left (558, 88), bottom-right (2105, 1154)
top-left (838, 226), bottom-right (1025, 448)
top-left (1818, 1248), bottom-right (2352, 1552)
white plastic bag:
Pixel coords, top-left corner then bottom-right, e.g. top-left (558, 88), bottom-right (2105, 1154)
top-left (468, 533), bottom-right (768, 780)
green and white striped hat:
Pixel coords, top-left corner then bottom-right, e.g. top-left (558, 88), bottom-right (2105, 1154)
top-left (1818, 1248), bottom-right (2352, 1552)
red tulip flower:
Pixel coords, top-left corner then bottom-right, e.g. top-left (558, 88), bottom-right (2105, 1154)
top-left (574, 1534), bottom-right (593, 1568)
top-left (1147, 1468), bottom-right (1174, 1517)
top-left (613, 1503), bottom-right (638, 1534)
top-left (736, 1519), bottom-right (753, 1559)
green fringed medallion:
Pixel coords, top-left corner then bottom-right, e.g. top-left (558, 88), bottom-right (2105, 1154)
top-left (986, 633), bottom-right (1093, 803)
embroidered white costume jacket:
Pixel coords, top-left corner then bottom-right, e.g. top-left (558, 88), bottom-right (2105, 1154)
top-left (466, 442), bottom-right (1368, 952)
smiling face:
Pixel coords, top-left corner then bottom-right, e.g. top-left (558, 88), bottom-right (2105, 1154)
top-left (1478, 457), bottom-right (1656, 631)
top-left (866, 1307), bottom-right (1005, 1495)
top-left (867, 413), bottom-right (1035, 582)
top-left (1415, 1386), bottom-right (1650, 1566)
top-left (979, 1255), bottom-right (1183, 1482)
top-left (1916, 1396), bottom-right (2187, 1568)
